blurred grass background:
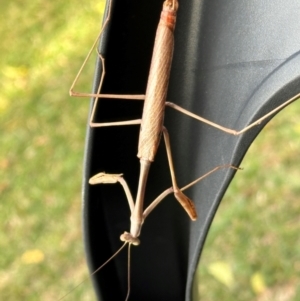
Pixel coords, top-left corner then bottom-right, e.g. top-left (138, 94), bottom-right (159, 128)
top-left (0, 0), bottom-right (299, 300)
top-left (0, 0), bottom-right (105, 299)
top-left (197, 101), bottom-right (300, 301)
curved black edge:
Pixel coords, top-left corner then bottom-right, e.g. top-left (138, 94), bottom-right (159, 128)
top-left (82, 0), bottom-right (300, 300)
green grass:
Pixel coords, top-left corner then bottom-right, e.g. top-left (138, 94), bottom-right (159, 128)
top-left (196, 102), bottom-right (300, 301)
top-left (0, 0), bottom-right (105, 299)
top-left (1, 0), bottom-right (300, 300)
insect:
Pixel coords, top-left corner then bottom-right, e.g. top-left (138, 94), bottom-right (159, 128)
top-left (67, 0), bottom-right (300, 299)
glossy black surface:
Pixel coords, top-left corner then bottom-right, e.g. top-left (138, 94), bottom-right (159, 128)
top-left (82, 0), bottom-right (300, 300)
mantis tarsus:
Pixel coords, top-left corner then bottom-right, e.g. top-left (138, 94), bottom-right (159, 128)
top-left (67, 0), bottom-right (300, 299)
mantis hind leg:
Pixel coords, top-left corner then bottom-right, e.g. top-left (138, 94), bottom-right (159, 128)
top-left (166, 93), bottom-right (299, 135)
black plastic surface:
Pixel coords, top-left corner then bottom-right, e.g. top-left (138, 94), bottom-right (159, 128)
top-left (82, 0), bottom-right (300, 300)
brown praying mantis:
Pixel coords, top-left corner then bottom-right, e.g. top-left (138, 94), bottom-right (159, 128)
top-left (66, 0), bottom-right (300, 299)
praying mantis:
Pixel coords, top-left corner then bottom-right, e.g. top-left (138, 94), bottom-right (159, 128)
top-left (68, 0), bottom-right (300, 299)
